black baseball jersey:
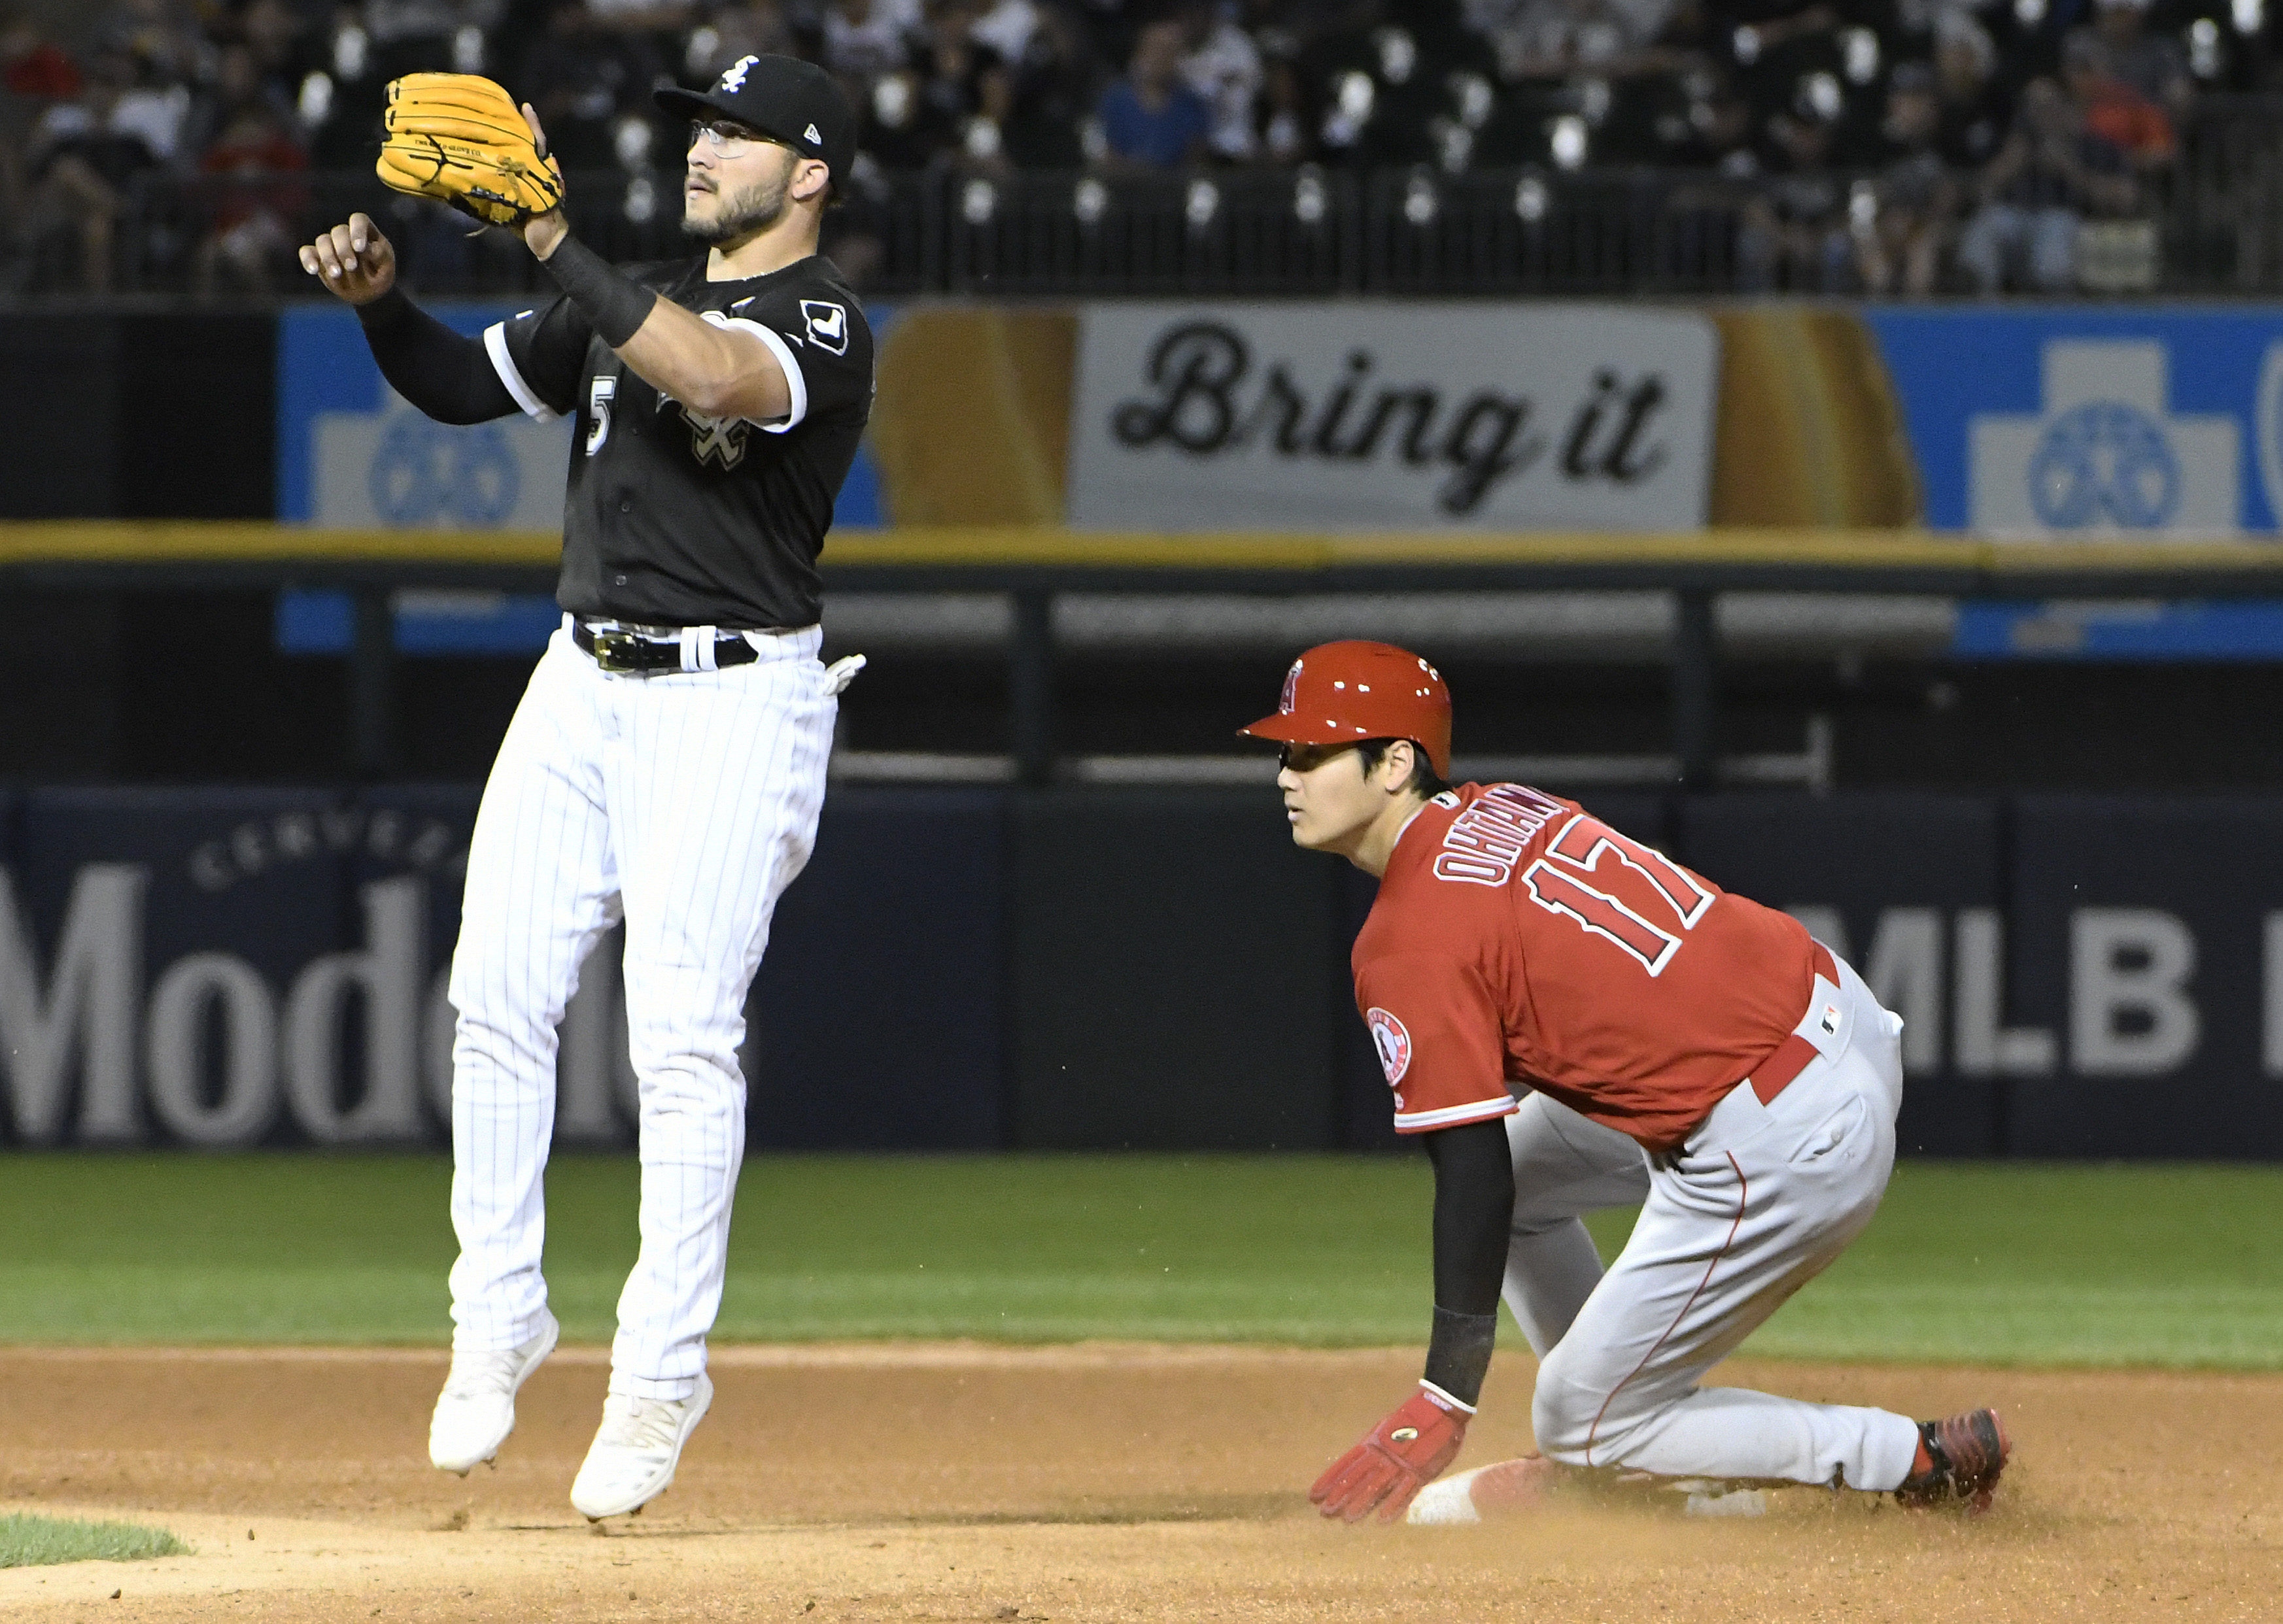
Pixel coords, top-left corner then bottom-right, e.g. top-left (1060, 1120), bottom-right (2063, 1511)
top-left (484, 254), bottom-right (873, 630)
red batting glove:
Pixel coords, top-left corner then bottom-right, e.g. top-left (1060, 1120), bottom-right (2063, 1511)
top-left (1309, 1383), bottom-right (1472, 1525)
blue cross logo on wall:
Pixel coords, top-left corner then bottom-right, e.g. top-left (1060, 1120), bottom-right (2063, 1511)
top-left (2026, 401), bottom-right (2180, 528)
top-left (369, 414), bottom-right (523, 526)
top-left (1970, 340), bottom-right (2238, 535)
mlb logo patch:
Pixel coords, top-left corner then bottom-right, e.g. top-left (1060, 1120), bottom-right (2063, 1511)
top-left (800, 299), bottom-right (849, 356)
top-left (1367, 1007), bottom-right (1412, 1086)
top-left (1819, 1002), bottom-right (1841, 1036)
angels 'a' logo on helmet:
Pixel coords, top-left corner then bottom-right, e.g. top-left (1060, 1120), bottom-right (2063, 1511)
top-left (1366, 1007), bottom-right (1412, 1085)
top-left (1279, 659), bottom-right (1302, 714)
top-left (720, 54), bottom-right (759, 92)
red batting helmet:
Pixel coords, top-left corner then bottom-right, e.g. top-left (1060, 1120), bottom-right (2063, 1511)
top-left (1239, 641), bottom-right (1452, 778)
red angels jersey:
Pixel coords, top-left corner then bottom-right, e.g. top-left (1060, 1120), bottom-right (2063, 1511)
top-left (1352, 783), bottom-right (1819, 1151)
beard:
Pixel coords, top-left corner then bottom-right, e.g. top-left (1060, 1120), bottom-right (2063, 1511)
top-left (681, 163), bottom-right (791, 246)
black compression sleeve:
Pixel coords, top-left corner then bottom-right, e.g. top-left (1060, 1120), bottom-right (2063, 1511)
top-left (1420, 1117), bottom-right (1515, 1406)
top-left (540, 235), bottom-right (658, 348)
top-left (1426, 1308), bottom-right (1498, 1408)
top-left (356, 288), bottom-right (519, 425)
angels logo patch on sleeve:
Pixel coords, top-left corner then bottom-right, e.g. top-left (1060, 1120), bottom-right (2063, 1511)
top-left (800, 300), bottom-right (850, 356)
top-left (1366, 1007), bottom-right (1413, 1086)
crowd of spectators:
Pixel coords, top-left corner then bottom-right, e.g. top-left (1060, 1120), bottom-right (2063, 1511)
top-left (0, 0), bottom-right (2266, 294)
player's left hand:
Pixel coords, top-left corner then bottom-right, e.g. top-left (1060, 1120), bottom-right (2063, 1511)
top-left (1309, 1383), bottom-right (1471, 1524)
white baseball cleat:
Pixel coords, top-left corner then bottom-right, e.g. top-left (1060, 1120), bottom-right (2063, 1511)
top-left (428, 1310), bottom-right (560, 1474)
top-left (569, 1373), bottom-right (713, 1520)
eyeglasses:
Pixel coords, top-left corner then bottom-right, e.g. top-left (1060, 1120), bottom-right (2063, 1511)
top-left (689, 119), bottom-right (776, 155)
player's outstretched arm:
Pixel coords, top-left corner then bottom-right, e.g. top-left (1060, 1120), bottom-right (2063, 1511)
top-left (1309, 1119), bottom-right (1513, 1524)
top-left (300, 212), bottom-right (519, 427)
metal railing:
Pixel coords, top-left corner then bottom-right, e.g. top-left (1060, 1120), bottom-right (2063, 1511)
top-left (9, 522), bottom-right (2283, 784)
top-left (97, 168), bottom-right (942, 298)
top-left (2171, 93), bottom-right (2283, 292)
top-left (8, 97), bottom-right (2283, 299)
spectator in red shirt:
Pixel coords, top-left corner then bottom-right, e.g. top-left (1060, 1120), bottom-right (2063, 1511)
top-left (2093, 0), bottom-right (2192, 118)
top-left (2063, 29), bottom-right (2174, 172)
top-left (1, 10), bottom-right (84, 239)
top-left (3, 13), bottom-right (82, 99)
top-left (194, 52), bottom-right (307, 294)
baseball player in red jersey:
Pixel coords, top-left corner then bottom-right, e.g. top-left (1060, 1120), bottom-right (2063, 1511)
top-left (1241, 641), bottom-right (2010, 1523)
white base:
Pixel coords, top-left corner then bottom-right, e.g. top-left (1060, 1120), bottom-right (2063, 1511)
top-left (1405, 1466), bottom-right (1490, 1525)
top-left (1405, 1466), bottom-right (1770, 1525)
top-left (1672, 1480), bottom-right (1770, 1518)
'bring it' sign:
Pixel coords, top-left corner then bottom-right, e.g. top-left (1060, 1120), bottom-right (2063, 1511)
top-left (1065, 302), bottom-right (1718, 532)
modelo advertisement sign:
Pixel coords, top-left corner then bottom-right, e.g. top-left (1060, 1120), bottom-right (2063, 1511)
top-left (5, 789), bottom-right (2283, 1157)
top-left (1863, 306), bottom-right (2283, 536)
top-left (0, 788), bottom-right (644, 1151)
top-left (1065, 303), bottom-right (1719, 532)
top-left (0, 787), bottom-right (1006, 1154)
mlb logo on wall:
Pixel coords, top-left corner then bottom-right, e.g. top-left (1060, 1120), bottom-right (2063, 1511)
top-left (1970, 340), bottom-right (2237, 535)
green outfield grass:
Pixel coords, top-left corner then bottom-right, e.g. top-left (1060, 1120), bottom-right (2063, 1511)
top-left (0, 1514), bottom-right (187, 1568)
top-left (0, 1155), bottom-right (2275, 1368)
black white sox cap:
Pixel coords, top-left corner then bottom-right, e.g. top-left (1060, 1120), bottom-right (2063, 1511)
top-left (656, 54), bottom-right (857, 192)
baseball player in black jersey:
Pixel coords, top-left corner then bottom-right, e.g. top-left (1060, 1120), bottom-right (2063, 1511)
top-left (300, 54), bottom-right (872, 1520)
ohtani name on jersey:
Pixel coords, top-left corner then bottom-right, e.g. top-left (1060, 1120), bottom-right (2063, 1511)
top-left (1433, 784), bottom-right (1567, 887)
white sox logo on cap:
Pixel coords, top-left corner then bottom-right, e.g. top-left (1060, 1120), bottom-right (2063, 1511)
top-left (1367, 1007), bottom-right (1412, 1085)
top-left (720, 54), bottom-right (757, 92)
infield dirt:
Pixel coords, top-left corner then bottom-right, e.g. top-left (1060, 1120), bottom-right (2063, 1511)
top-left (1, 1344), bottom-right (2276, 1623)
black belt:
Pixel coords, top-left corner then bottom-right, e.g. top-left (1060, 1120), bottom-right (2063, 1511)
top-left (572, 619), bottom-right (760, 675)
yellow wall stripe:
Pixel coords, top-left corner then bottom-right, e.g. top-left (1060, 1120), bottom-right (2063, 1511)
top-left (2, 523), bottom-right (2281, 579)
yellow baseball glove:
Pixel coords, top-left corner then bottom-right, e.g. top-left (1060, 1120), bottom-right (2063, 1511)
top-left (376, 73), bottom-right (566, 228)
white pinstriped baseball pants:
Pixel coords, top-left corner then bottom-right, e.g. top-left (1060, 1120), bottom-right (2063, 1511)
top-left (446, 622), bottom-right (834, 1400)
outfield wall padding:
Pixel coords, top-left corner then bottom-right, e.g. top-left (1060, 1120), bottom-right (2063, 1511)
top-left (1008, 790), bottom-right (1338, 1151)
top-left (1677, 794), bottom-right (2006, 1158)
top-left (748, 789), bottom-right (1007, 1151)
top-left (1, 786), bottom-right (2278, 1157)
